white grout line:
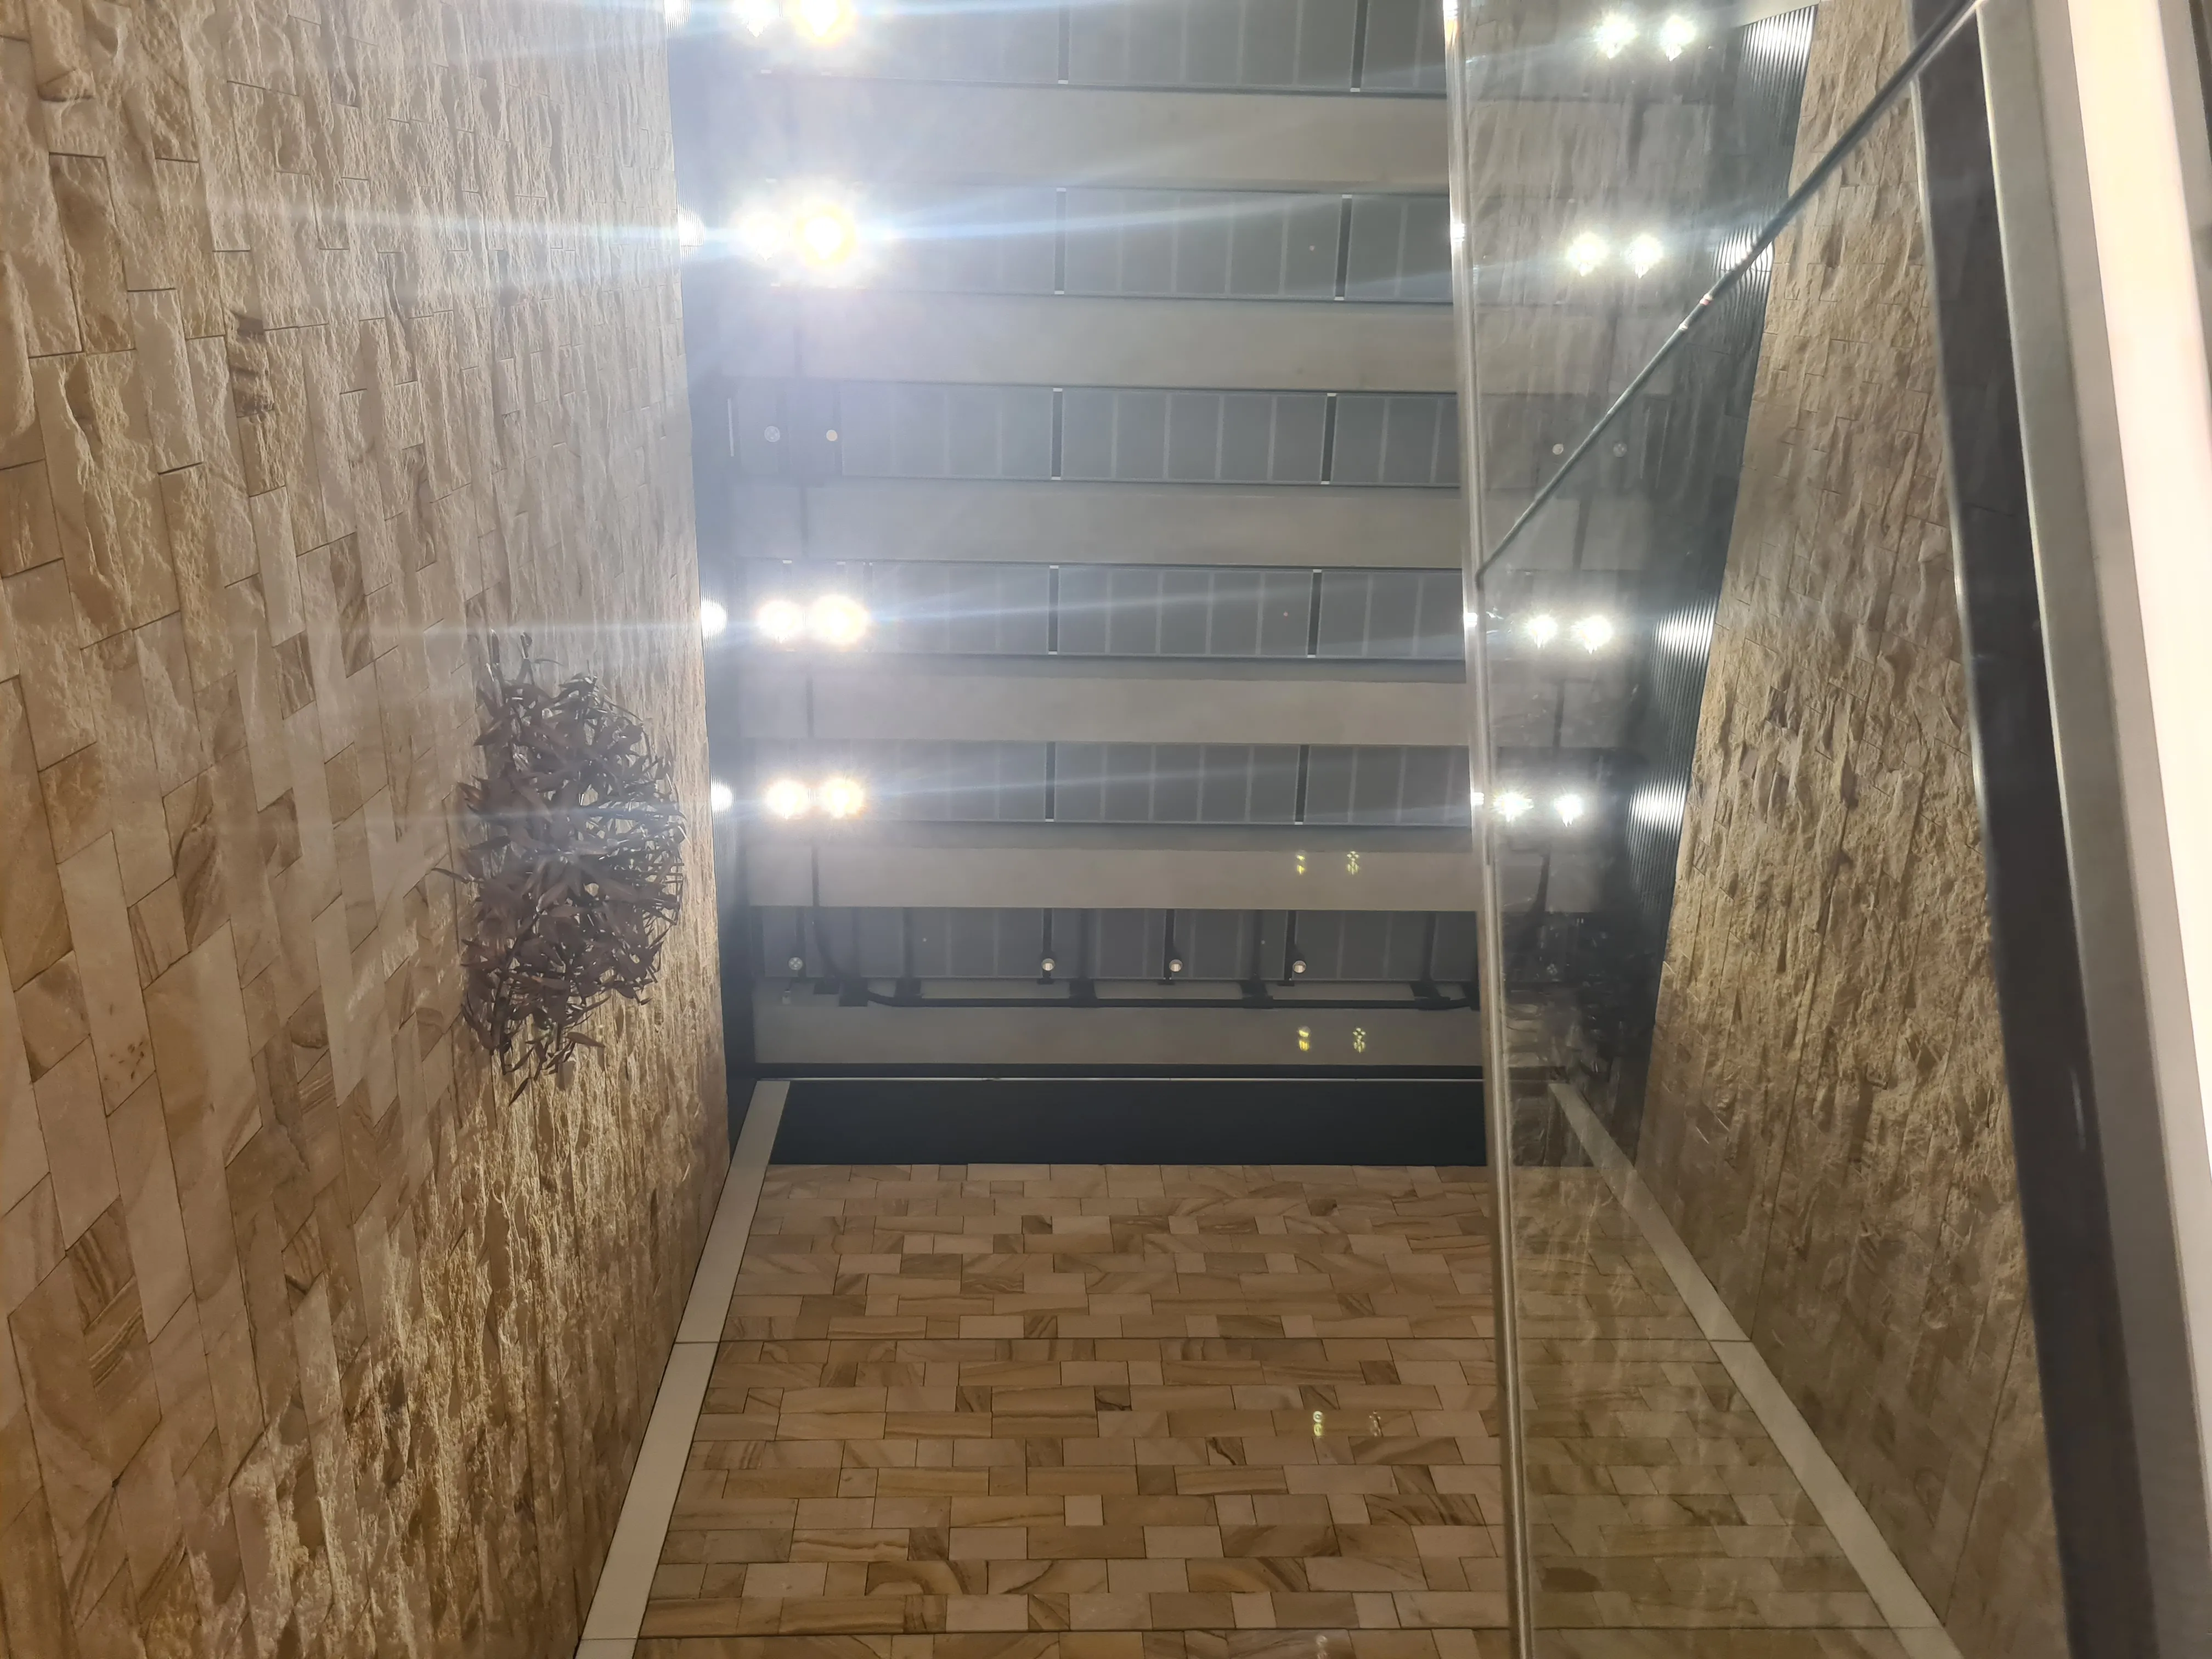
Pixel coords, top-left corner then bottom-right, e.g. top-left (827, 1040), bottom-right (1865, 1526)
top-left (1548, 1082), bottom-right (1962, 1654)
top-left (576, 1081), bottom-right (788, 1655)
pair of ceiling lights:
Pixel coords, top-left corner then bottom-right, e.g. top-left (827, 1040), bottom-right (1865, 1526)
top-left (764, 775), bottom-right (867, 820)
top-left (1568, 232), bottom-right (1666, 278)
top-left (1480, 789), bottom-right (1589, 826)
top-left (675, 195), bottom-right (865, 272)
top-left (753, 594), bottom-right (870, 647)
top-left (1525, 612), bottom-right (1616, 652)
top-left (1596, 11), bottom-right (1699, 59)
top-left (716, 0), bottom-right (855, 43)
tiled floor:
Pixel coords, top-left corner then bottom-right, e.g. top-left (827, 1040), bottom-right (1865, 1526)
top-left (615, 1160), bottom-right (1931, 1659)
top-left (1515, 1169), bottom-right (1889, 1637)
top-left (638, 1165), bottom-right (1508, 1658)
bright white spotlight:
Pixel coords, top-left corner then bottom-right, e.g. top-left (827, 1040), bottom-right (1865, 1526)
top-left (764, 777), bottom-right (812, 819)
top-left (1658, 13), bottom-right (1697, 58)
top-left (1626, 233), bottom-right (1663, 277)
top-left (675, 207), bottom-right (704, 251)
top-left (808, 592), bottom-right (870, 646)
top-left (1524, 613), bottom-right (1561, 648)
top-left (1494, 790), bottom-right (1533, 823)
top-left (1595, 12), bottom-right (1639, 57)
top-left (699, 598), bottom-right (729, 639)
top-left (736, 209), bottom-right (787, 262)
top-left (709, 780), bottom-right (734, 814)
top-left (1567, 232), bottom-right (1610, 275)
top-left (795, 202), bottom-right (858, 267)
top-left (733, 0), bottom-right (777, 31)
top-left (788, 0), bottom-right (854, 45)
top-left (1554, 793), bottom-right (1587, 826)
top-left (757, 597), bottom-right (806, 644)
top-left (817, 775), bottom-right (866, 820)
top-left (664, 0), bottom-right (691, 26)
top-left (1572, 613), bottom-right (1616, 652)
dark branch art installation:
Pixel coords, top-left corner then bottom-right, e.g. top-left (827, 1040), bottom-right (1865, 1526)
top-left (448, 642), bottom-right (686, 1093)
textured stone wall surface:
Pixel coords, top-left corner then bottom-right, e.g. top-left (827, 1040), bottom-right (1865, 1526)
top-left (1634, 1), bottom-right (2064, 1651)
top-left (0, 0), bottom-right (726, 1650)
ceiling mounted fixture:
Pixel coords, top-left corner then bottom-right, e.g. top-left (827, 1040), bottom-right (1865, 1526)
top-left (709, 781), bottom-right (734, 814)
top-left (675, 207), bottom-right (704, 251)
top-left (699, 598), bottom-right (729, 639)
top-left (734, 189), bottom-right (869, 279)
top-left (1658, 13), bottom-right (1697, 58)
top-left (756, 597), bottom-right (807, 644)
top-left (1571, 613), bottom-right (1616, 652)
top-left (1566, 232), bottom-right (1610, 276)
top-left (1554, 793), bottom-right (1587, 826)
top-left (1524, 613), bottom-right (1561, 647)
top-left (788, 0), bottom-right (855, 44)
top-left (1494, 790), bottom-right (1534, 823)
top-left (809, 592), bottom-right (871, 646)
top-left (1594, 11), bottom-right (1639, 57)
top-left (754, 594), bottom-right (871, 647)
top-left (764, 778), bottom-right (812, 819)
top-left (1626, 233), bottom-right (1663, 276)
top-left (817, 776), bottom-right (867, 820)
top-left (795, 201), bottom-right (859, 267)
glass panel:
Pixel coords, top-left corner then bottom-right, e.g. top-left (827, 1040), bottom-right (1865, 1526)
top-left (1455, 5), bottom-right (2068, 1649)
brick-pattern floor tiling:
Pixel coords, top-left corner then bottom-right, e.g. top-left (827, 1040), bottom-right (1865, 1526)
top-left (636, 1164), bottom-right (1926, 1659)
top-left (642, 1165), bottom-right (1507, 1654)
top-left (1514, 1170), bottom-right (1883, 1634)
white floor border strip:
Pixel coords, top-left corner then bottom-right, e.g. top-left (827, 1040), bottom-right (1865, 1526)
top-left (1548, 1082), bottom-right (1962, 1659)
top-left (577, 1080), bottom-right (788, 1659)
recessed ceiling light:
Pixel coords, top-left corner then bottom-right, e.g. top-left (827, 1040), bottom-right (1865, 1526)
top-left (764, 777), bottom-right (811, 819)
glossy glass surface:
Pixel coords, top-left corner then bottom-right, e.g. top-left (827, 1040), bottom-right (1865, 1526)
top-left (1450, 2), bottom-right (2067, 1650)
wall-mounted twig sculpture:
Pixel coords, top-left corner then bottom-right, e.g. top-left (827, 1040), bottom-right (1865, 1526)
top-left (450, 642), bottom-right (686, 1093)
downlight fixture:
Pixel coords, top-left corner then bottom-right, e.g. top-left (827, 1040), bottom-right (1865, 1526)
top-left (1554, 793), bottom-right (1587, 826)
top-left (1595, 13), bottom-right (1639, 57)
top-left (788, 0), bottom-right (855, 44)
top-left (817, 775), bottom-right (866, 820)
top-left (756, 598), bottom-right (806, 643)
top-left (709, 781), bottom-right (734, 814)
top-left (1658, 13), bottom-right (1697, 58)
top-left (795, 201), bottom-right (859, 267)
top-left (764, 778), bottom-right (812, 819)
top-left (1626, 233), bottom-right (1663, 277)
top-left (809, 592), bottom-right (870, 646)
top-left (1572, 613), bottom-right (1617, 652)
top-left (699, 598), bottom-right (729, 639)
top-left (1567, 232), bottom-right (1610, 275)
top-left (1494, 790), bottom-right (1534, 823)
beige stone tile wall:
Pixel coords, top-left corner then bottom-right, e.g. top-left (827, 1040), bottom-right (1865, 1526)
top-left (0, 0), bottom-right (726, 1650)
top-left (1633, 0), bottom-right (2064, 1651)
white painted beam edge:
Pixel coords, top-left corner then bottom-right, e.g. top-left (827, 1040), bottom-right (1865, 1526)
top-left (1547, 1081), bottom-right (1960, 1652)
top-left (577, 1081), bottom-right (789, 1652)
